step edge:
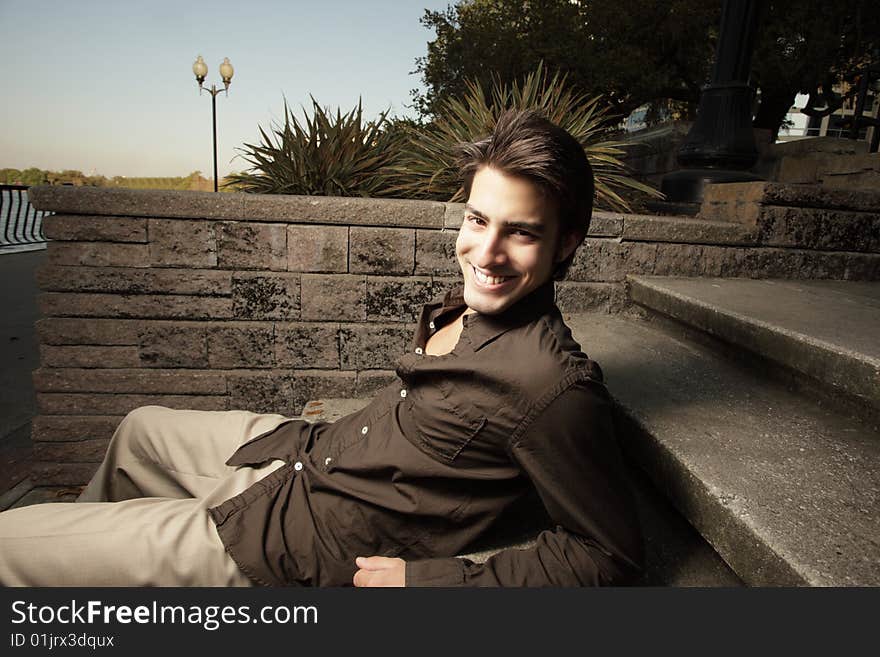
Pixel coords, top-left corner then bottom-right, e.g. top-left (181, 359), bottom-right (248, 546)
top-left (627, 276), bottom-right (880, 408)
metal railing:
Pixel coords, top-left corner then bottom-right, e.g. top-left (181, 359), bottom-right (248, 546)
top-left (0, 185), bottom-right (49, 251)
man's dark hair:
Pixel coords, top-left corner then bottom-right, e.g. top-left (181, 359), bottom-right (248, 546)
top-left (457, 109), bottom-right (594, 279)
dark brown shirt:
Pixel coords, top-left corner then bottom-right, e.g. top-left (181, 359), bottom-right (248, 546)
top-left (209, 283), bottom-right (643, 586)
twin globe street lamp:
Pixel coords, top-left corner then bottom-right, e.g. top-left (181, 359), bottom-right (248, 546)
top-left (192, 55), bottom-right (234, 192)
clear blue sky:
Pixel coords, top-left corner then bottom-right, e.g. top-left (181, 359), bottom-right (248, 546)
top-left (1, 0), bottom-right (451, 178)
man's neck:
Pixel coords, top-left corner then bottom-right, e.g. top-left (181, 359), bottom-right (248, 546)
top-left (425, 309), bottom-right (467, 357)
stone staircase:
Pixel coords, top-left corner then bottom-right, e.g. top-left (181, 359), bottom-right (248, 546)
top-left (574, 277), bottom-right (879, 586)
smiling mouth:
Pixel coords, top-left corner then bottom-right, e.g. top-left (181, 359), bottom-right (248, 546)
top-left (472, 266), bottom-right (515, 287)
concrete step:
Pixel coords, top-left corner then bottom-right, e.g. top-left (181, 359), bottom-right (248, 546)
top-left (628, 276), bottom-right (880, 415)
top-left (566, 312), bottom-right (879, 586)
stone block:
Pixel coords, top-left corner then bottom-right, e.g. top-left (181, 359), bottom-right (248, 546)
top-left (777, 156), bottom-right (819, 184)
top-left (355, 370), bottom-right (397, 397)
top-left (822, 170), bottom-right (880, 191)
top-left (415, 230), bottom-right (459, 275)
top-left (46, 242), bottom-right (150, 268)
top-left (754, 206), bottom-right (880, 252)
top-left (32, 415), bottom-right (122, 442)
top-left (226, 372), bottom-right (298, 416)
top-left (844, 252), bottom-right (880, 281)
top-left (820, 152), bottom-right (880, 176)
top-left (444, 202), bottom-right (465, 229)
top-left (36, 265), bottom-right (232, 295)
top-left (701, 181), bottom-right (880, 219)
top-left (30, 461), bottom-right (100, 487)
top-left (301, 274), bottom-right (366, 321)
top-left (339, 323), bottom-right (412, 370)
top-left (275, 323), bottom-right (340, 369)
top-left (34, 439), bottom-right (110, 463)
top-left (148, 218), bottom-right (217, 267)
top-left (589, 212), bottom-right (625, 237)
top-left (232, 273), bottom-right (300, 320)
top-left (36, 318), bottom-right (140, 346)
top-left (207, 324), bottom-right (275, 368)
top-left (766, 136), bottom-right (867, 157)
top-left (430, 277), bottom-right (461, 300)
top-left (621, 215), bottom-right (753, 245)
top-left (567, 239), bottom-right (658, 282)
top-left (796, 250), bottom-right (848, 279)
top-left (366, 277), bottom-right (433, 321)
top-left (240, 194), bottom-right (445, 228)
top-left (39, 345), bottom-right (141, 369)
top-left (217, 221), bottom-right (288, 271)
top-left (290, 371), bottom-right (358, 415)
top-left (350, 227), bottom-right (415, 275)
top-left (40, 293), bottom-right (233, 320)
top-left (138, 323), bottom-right (208, 367)
top-left (652, 244), bottom-right (706, 276)
top-left (33, 368), bottom-right (227, 395)
top-left (287, 225), bottom-right (349, 273)
top-left (37, 393), bottom-right (227, 416)
top-left (554, 282), bottom-right (628, 314)
top-left (29, 186), bottom-right (246, 219)
top-left (42, 215), bottom-right (148, 242)
top-left (697, 246), bottom-right (743, 277)
top-left (700, 246), bottom-right (849, 280)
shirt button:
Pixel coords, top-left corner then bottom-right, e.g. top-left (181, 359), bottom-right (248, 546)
top-left (400, 389), bottom-right (407, 398)
top-left (428, 321), bottom-right (435, 330)
top-left (293, 461), bottom-right (303, 471)
top-left (361, 425), bottom-right (369, 435)
top-left (324, 457), bottom-right (332, 466)
top-left (415, 347), bottom-right (423, 355)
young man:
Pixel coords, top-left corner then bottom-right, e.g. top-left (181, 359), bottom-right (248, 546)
top-left (0, 109), bottom-right (642, 587)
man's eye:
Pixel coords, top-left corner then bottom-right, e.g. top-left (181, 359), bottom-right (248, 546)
top-left (513, 229), bottom-right (536, 240)
top-left (466, 215), bottom-right (486, 226)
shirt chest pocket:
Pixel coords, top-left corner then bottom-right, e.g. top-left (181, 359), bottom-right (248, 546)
top-left (405, 379), bottom-right (492, 465)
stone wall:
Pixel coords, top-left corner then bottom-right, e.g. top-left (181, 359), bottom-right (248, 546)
top-left (27, 185), bottom-right (880, 485)
top-left (758, 137), bottom-right (878, 190)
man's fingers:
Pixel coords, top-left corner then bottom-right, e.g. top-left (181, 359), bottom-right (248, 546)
top-left (353, 556), bottom-right (406, 587)
top-left (355, 555), bottom-right (396, 571)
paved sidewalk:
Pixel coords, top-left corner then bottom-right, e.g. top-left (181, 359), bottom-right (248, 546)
top-left (0, 249), bottom-right (44, 507)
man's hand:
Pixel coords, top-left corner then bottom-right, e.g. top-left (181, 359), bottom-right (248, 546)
top-left (353, 556), bottom-right (405, 587)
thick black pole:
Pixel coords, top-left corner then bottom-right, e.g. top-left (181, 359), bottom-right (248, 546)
top-left (660, 0), bottom-right (764, 205)
top-left (212, 87), bottom-right (219, 193)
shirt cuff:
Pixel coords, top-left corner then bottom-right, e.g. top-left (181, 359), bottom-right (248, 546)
top-left (405, 558), bottom-right (466, 587)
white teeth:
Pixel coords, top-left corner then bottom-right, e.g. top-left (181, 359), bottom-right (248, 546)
top-left (473, 267), bottom-right (509, 286)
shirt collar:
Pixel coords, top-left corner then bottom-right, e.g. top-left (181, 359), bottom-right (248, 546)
top-left (429, 281), bottom-right (556, 352)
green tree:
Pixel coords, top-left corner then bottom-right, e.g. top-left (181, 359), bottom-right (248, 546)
top-left (415, 0), bottom-right (880, 141)
top-left (0, 169), bottom-right (23, 184)
top-left (752, 0), bottom-right (880, 140)
top-left (17, 168), bottom-right (48, 187)
top-left (414, 0), bottom-right (717, 120)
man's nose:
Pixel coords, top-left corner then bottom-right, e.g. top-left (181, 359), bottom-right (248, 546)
top-left (473, 229), bottom-right (506, 267)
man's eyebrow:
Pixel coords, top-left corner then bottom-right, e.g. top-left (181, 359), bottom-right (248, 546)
top-left (464, 204), bottom-right (546, 234)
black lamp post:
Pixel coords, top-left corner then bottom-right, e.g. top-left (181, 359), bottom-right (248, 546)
top-left (192, 55), bottom-right (234, 193)
top-left (661, 0), bottom-right (763, 205)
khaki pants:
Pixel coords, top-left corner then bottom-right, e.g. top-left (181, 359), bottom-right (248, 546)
top-left (0, 405), bottom-right (291, 586)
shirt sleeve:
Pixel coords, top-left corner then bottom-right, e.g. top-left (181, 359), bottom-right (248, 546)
top-left (404, 378), bottom-right (644, 587)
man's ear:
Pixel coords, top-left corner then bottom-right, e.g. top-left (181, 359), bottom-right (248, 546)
top-left (555, 230), bottom-right (583, 264)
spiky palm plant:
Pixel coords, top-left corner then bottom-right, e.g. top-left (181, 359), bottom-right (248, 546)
top-left (385, 63), bottom-right (661, 211)
top-left (225, 97), bottom-right (401, 197)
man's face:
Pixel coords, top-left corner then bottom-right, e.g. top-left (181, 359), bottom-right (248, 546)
top-left (456, 165), bottom-right (577, 315)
